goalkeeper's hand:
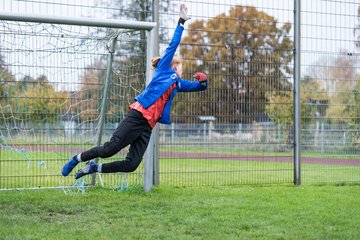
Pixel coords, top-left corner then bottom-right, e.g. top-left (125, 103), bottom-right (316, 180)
top-left (179, 3), bottom-right (190, 25)
top-left (193, 72), bottom-right (207, 81)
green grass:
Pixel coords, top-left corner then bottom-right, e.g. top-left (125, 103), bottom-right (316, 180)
top-left (0, 185), bottom-right (359, 239)
top-left (160, 146), bottom-right (360, 159)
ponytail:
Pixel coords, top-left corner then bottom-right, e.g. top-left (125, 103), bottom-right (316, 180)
top-left (151, 57), bottom-right (161, 68)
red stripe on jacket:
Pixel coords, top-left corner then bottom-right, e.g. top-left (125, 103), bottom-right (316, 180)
top-left (129, 83), bottom-right (176, 128)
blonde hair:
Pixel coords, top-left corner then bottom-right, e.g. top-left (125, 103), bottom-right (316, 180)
top-left (151, 56), bottom-right (182, 69)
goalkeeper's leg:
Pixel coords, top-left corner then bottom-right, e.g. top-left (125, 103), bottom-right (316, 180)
top-left (62, 109), bottom-right (150, 176)
top-left (100, 128), bottom-right (152, 173)
top-left (75, 129), bottom-right (151, 179)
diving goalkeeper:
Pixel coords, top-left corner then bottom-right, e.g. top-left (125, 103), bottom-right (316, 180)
top-left (61, 3), bottom-right (208, 179)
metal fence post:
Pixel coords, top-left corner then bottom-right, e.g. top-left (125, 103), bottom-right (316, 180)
top-left (92, 35), bottom-right (118, 186)
top-left (294, 0), bottom-right (301, 186)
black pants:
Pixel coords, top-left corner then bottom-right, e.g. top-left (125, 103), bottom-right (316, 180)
top-left (80, 109), bottom-right (152, 173)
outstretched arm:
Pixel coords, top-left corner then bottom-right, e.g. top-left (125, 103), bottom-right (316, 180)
top-left (178, 72), bottom-right (208, 92)
top-left (156, 4), bottom-right (190, 71)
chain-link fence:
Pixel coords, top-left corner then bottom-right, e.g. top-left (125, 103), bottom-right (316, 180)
top-left (157, 1), bottom-right (295, 186)
top-left (300, 0), bottom-right (360, 184)
top-left (0, 0), bottom-right (359, 189)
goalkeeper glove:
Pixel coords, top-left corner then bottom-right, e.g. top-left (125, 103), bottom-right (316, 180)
top-left (193, 72), bottom-right (207, 81)
top-left (178, 4), bottom-right (190, 25)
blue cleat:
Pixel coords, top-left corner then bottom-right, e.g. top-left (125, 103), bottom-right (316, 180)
top-left (61, 156), bottom-right (79, 176)
top-left (75, 160), bottom-right (98, 179)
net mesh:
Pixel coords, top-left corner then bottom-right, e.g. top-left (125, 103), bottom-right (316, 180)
top-left (0, 20), bottom-right (147, 189)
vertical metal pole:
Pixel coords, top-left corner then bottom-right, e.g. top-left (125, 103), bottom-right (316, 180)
top-left (91, 35), bottom-right (118, 186)
top-left (144, 23), bottom-right (158, 191)
top-left (152, 0), bottom-right (160, 186)
top-left (294, 0), bottom-right (301, 186)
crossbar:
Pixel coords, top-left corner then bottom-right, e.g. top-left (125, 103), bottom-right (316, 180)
top-left (0, 12), bottom-right (156, 30)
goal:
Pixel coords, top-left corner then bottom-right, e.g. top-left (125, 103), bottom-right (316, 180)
top-left (0, 12), bottom-right (157, 191)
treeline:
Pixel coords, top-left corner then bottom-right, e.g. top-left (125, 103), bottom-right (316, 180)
top-left (1, 4), bottom-right (360, 126)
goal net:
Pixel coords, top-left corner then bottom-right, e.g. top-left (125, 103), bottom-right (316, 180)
top-left (0, 18), bottom-right (151, 190)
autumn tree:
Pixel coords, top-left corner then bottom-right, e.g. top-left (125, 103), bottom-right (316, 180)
top-left (74, 53), bottom-right (149, 123)
top-left (317, 53), bottom-right (358, 124)
top-left (0, 54), bottom-right (15, 107)
top-left (0, 54), bottom-right (17, 126)
top-left (326, 78), bottom-right (360, 125)
top-left (74, 62), bottom-right (105, 122)
top-left (308, 52), bottom-right (357, 95)
top-left (266, 76), bottom-right (328, 125)
top-left (265, 76), bottom-right (329, 146)
top-left (15, 75), bottom-right (69, 124)
top-left (94, 0), bottom-right (174, 72)
top-left (99, 0), bottom-right (174, 55)
top-left (175, 5), bottom-right (293, 124)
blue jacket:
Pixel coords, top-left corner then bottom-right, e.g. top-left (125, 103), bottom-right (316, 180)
top-left (135, 25), bottom-right (208, 125)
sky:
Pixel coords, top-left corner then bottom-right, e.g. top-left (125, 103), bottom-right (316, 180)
top-left (0, 0), bottom-right (359, 90)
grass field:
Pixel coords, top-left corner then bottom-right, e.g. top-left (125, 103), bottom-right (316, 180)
top-left (1, 185), bottom-right (359, 239)
top-left (1, 147), bottom-right (359, 188)
top-left (1, 146), bottom-right (360, 239)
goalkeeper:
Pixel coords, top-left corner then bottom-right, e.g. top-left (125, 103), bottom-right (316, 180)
top-left (61, 4), bottom-right (208, 179)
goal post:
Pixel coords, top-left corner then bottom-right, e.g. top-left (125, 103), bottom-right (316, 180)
top-left (0, 11), bottom-right (158, 192)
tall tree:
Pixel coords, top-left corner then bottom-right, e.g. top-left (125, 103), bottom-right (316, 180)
top-left (0, 54), bottom-right (16, 125)
top-left (265, 76), bottom-right (328, 125)
top-left (0, 54), bottom-right (15, 106)
top-left (102, 0), bottom-right (174, 54)
top-left (175, 5), bottom-right (293, 123)
top-left (94, 0), bottom-right (173, 62)
top-left (309, 53), bottom-right (358, 124)
top-left (74, 62), bottom-right (105, 122)
top-left (15, 75), bottom-right (69, 124)
top-left (326, 77), bottom-right (360, 125)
